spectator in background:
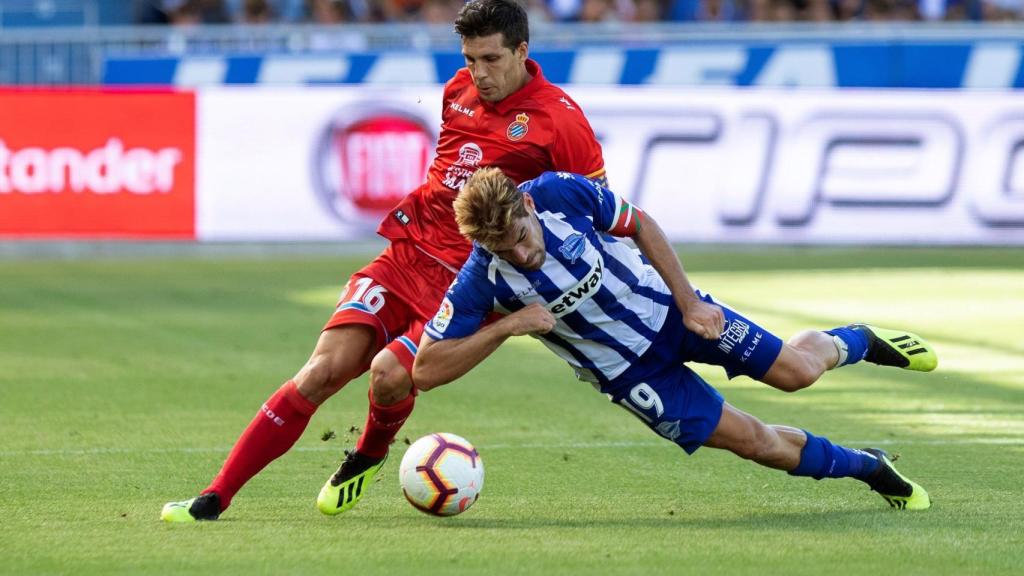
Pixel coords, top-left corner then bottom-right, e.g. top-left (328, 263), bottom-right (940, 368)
top-left (632, 0), bottom-right (664, 19)
top-left (241, 0), bottom-right (274, 22)
top-left (310, 0), bottom-right (378, 22)
top-left (667, 0), bottom-right (752, 20)
top-left (919, 0), bottom-right (987, 19)
top-left (829, 0), bottom-right (960, 19)
top-left (381, 0), bottom-right (427, 20)
top-left (168, 0), bottom-right (204, 24)
top-left (222, 0), bottom-right (307, 21)
top-left (545, 0), bottom-right (638, 20)
top-left (579, 0), bottom-right (615, 20)
top-left (978, 0), bottom-right (1012, 19)
top-left (860, 0), bottom-right (919, 19)
top-left (134, 0), bottom-right (1017, 27)
top-left (421, 0), bottom-right (466, 23)
top-left (306, 0), bottom-right (372, 48)
top-left (310, 0), bottom-right (349, 20)
top-left (522, 0), bottom-right (554, 21)
top-left (829, 0), bottom-right (863, 19)
top-left (135, 0), bottom-right (231, 24)
top-left (135, 0), bottom-right (171, 23)
top-left (546, 0), bottom-right (584, 20)
top-left (755, 0), bottom-right (831, 20)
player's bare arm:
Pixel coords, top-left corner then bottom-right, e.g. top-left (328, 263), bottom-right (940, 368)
top-left (414, 304), bottom-right (554, 391)
top-left (629, 209), bottom-right (725, 340)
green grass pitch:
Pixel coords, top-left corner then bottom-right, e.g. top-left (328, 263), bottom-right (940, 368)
top-left (1, 247), bottom-right (1022, 575)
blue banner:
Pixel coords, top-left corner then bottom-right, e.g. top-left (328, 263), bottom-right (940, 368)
top-left (102, 41), bottom-right (1024, 89)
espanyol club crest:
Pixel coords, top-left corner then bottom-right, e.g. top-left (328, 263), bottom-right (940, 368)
top-left (506, 113), bottom-right (529, 141)
top-left (558, 233), bottom-right (586, 264)
top-left (314, 103), bottom-right (436, 226)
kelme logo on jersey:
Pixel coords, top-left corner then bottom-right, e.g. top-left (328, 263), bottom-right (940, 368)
top-left (313, 103), bottom-right (435, 227)
top-left (548, 256), bottom-right (603, 318)
top-left (432, 297), bottom-right (455, 333)
top-left (506, 113), bottom-right (529, 141)
top-left (558, 233), bottom-right (586, 264)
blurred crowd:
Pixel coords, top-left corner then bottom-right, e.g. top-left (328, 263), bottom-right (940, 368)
top-left (134, 0), bottom-right (1017, 25)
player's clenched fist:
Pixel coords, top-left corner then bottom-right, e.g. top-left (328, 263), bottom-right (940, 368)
top-left (507, 303), bottom-right (556, 336)
top-left (682, 299), bottom-right (725, 340)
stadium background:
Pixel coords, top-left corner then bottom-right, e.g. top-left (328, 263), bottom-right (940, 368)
top-left (1, 0), bottom-right (1023, 245)
top-left (2, 2), bottom-right (1022, 575)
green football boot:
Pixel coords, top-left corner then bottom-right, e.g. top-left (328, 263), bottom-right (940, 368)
top-left (317, 450), bottom-right (387, 516)
top-left (160, 493), bottom-right (221, 523)
top-left (854, 325), bottom-right (938, 372)
top-left (863, 449), bottom-right (931, 511)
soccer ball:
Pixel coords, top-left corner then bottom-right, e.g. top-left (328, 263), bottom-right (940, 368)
top-left (399, 432), bottom-right (484, 516)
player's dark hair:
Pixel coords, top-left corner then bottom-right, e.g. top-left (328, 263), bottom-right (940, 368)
top-left (454, 0), bottom-right (529, 51)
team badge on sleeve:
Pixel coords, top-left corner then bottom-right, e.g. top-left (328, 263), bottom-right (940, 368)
top-left (506, 113), bottom-right (530, 141)
top-left (432, 297), bottom-right (455, 334)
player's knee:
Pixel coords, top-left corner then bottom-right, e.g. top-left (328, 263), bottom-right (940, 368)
top-left (369, 353), bottom-right (413, 404)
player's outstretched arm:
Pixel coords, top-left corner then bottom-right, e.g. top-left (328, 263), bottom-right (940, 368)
top-left (631, 212), bottom-right (724, 340)
top-left (414, 304), bottom-right (556, 391)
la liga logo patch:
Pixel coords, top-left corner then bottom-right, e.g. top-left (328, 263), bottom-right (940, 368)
top-left (506, 113), bottom-right (529, 141)
top-left (432, 297), bottom-right (455, 333)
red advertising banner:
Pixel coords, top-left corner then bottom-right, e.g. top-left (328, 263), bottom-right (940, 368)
top-left (0, 89), bottom-right (195, 239)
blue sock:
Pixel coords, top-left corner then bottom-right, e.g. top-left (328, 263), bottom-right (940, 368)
top-left (825, 326), bottom-right (869, 367)
top-left (788, 431), bottom-right (880, 481)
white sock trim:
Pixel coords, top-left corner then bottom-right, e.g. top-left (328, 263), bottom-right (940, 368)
top-left (832, 335), bottom-right (849, 369)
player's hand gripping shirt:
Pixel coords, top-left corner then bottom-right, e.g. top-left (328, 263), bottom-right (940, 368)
top-left (377, 60), bottom-right (605, 270)
top-left (425, 172), bottom-right (670, 386)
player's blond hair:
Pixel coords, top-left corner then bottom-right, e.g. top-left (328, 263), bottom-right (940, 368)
top-left (455, 167), bottom-right (528, 249)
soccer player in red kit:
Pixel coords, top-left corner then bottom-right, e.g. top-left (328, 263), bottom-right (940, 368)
top-left (161, 0), bottom-right (606, 522)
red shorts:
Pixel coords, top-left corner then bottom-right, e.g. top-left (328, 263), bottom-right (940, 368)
top-left (324, 240), bottom-right (458, 375)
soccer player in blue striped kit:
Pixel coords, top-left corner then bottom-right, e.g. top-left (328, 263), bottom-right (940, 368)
top-left (412, 167), bottom-right (937, 510)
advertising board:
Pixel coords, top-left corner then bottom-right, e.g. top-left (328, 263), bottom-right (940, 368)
top-left (0, 89), bottom-right (195, 239)
top-left (196, 86), bottom-right (1024, 245)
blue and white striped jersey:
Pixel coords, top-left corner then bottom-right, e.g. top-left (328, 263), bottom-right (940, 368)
top-left (424, 171), bottom-right (673, 385)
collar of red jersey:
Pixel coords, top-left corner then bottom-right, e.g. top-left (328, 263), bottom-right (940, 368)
top-left (480, 59), bottom-right (545, 115)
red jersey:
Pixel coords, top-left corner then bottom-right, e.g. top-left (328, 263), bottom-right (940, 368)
top-left (376, 59), bottom-right (605, 270)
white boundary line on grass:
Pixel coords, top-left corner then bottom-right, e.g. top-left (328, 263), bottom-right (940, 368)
top-left (2, 437), bottom-right (1023, 457)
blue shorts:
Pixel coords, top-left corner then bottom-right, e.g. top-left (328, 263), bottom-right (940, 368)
top-left (602, 291), bottom-right (783, 454)
top-left (605, 365), bottom-right (725, 454)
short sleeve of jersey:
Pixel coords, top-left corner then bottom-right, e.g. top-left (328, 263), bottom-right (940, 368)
top-left (522, 172), bottom-right (638, 234)
top-left (548, 97), bottom-right (605, 182)
top-left (424, 250), bottom-right (495, 341)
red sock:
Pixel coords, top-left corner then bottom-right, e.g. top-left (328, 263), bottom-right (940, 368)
top-left (355, 390), bottom-right (415, 459)
top-left (203, 380), bottom-right (317, 511)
